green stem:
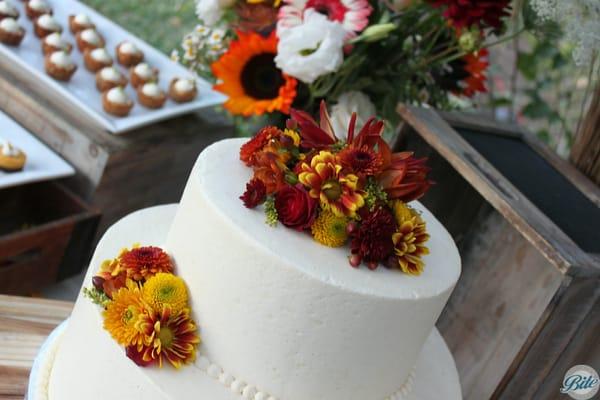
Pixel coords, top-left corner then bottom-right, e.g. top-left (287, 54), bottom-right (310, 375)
top-left (483, 27), bottom-right (526, 49)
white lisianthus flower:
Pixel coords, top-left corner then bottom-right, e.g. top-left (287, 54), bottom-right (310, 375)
top-left (330, 91), bottom-right (376, 140)
top-left (195, 0), bottom-right (234, 26)
top-left (275, 10), bottom-right (346, 84)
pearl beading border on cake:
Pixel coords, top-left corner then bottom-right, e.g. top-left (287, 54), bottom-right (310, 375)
top-left (196, 353), bottom-right (416, 400)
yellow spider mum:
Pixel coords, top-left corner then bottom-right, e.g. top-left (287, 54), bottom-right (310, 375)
top-left (283, 128), bottom-right (301, 147)
top-left (143, 273), bottom-right (189, 315)
top-left (390, 201), bottom-right (430, 276)
top-left (311, 210), bottom-right (349, 248)
top-left (103, 281), bottom-right (149, 347)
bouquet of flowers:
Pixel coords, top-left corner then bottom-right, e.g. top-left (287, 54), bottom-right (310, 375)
top-left (239, 101), bottom-right (433, 274)
top-left (174, 0), bottom-right (513, 128)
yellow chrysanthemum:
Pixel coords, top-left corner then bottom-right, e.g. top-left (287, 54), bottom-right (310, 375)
top-left (103, 281), bottom-right (149, 347)
top-left (390, 201), bottom-right (430, 276)
top-left (143, 273), bottom-right (189, 315)
top-left (311, 210), bottom-right (349, 248)
top-left (391, 200), bottom-right (415, 225)
top-left (283, 129), bottom-right (301, 147)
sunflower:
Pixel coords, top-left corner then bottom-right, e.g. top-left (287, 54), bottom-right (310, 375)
top-left (135, 306), bottom-right (200, 369)
top-left (143, 273), bottom-right (189, 315)
top-left (212, 30), bottom-right (297, 116)
top-left (103, 281), bottom-right (150, 347)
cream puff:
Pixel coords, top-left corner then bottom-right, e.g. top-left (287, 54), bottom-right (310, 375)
top-left (68, 13), bottom-right (94, 34)
top-left (169, 77), bottom-right (197, 103)
top-left (0, 140), bottom-right (26, 172)
top-left (0, 17), bottom-right (24, 46)
top-left (95, 66), bottom-right (127, 92)
top-left (0, 1), bottom-right (19, 20)
top-left (83, 47), bottom-right (112, 72)
top-left (129, 62), bottom-right (158, 88)
top-left (116, 40), bottom-right (144, 67)
top-left (75, 28), bottom-right (104, 52)
top-left (45, 50), bottom-right (77, 81)
top-left (42, 32), bottom-right (72, 55)
top-left (25, 0), bottom-right (51, 20)
top-left (137, 82), bottom-right (166, 109)
top-left (34, 14), bottom-right (62, 38)
top-left (102, 86), bottom-right (133, 117)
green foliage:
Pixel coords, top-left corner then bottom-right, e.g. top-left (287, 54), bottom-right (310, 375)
top-left (83, 286), bottom-right (111, 308)
top-left (264, 197), bottom-right (278, 227)
top-left (364, 177), bottom-right (388, 211)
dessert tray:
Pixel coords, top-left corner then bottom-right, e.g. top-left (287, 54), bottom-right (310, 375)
top-left (0, 0), bottom-right (226, 134)
top-left (0, 110), bottom-right (74, 189)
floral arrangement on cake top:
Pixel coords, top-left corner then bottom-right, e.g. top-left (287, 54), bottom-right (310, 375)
top-left (83, 244), bottom-right (200, 369)
top-left (174, 0), bottom-right (516, 127)
top-left (240, 101), bottom-right (433, 274)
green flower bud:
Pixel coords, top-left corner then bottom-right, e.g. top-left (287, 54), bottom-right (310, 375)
top-left (360, 23), bottom-right (397, 43)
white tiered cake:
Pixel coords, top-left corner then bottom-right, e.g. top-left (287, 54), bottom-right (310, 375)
top-left (31, 138), bottom-right (462, 400)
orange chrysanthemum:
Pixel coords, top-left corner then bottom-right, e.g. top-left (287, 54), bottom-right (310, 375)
top-left (337, 145), bottom-right (384, 177)
top-left (298, 150), bottom-right (365, 218)
top-left (134, 307), bottom-right (200, 369)
top-left (240, 126), bottom-right (282, 166)
top-left (119, 246), bottom-right (174, 282)
top-left (212, 30), bottom-right (297, 116)
top-left (103, 281), bottom-right (150, 347)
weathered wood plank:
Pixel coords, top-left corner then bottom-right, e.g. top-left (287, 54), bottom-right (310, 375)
top-left (398, 104), bottom-right (598, 276)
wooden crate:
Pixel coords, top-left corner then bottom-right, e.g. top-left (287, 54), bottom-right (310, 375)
top-left (0, 182), bottom-right (100, 295)
top-left (396, 105), bottom-right (600, 400)
top-left (0, 60), bottom-right (234, 245)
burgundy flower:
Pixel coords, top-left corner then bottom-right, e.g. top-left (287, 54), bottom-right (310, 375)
top-left (274, 184), bottom-right (318, 230)
top-left (349, 206), bottom-right (397, 269)
top-left (290, 101), bottom-right (337, 149)
top-left (240, 178), bottom-right (267, 208)
top-left (126, 345), bottom-right (155, 367)
top-left (428, 0), bottom-right (512, 33)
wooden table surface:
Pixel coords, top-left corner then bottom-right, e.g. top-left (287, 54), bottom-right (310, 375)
top-left (0, 295), bottom-right (73, 400)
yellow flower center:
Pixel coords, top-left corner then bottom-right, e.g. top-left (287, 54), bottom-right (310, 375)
top-left (158, 326), bottom-right (175, 348)
top-left (323, 180), bottom-right (342, 201)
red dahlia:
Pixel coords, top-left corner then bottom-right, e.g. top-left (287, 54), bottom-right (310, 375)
top-left (119, 246), bottom-right (174, 282)
top-left (337, 145), bottom-right (384, 177)
top-left (240, 178), bottom-right (268, 208)
top-left (240, 126), bottom-right (282, 166)
top-left (349, 206), bottom-right (397, 269)
top-left (429, 0), bottom-right (512, 32)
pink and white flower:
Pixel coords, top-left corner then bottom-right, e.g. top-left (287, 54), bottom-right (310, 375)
top-left (277, 0), bottom-right (373, 38)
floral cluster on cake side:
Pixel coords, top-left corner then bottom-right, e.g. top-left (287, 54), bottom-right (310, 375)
top-left (240, 102), bottom-right (433, 274)
top-left (84, 244), bottom-right (200, 369)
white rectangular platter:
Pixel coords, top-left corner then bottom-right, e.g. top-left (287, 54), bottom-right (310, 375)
top-left (0, 0), bottom-right (226, 134)
top-left (0, 110), bottom-right (75, 190)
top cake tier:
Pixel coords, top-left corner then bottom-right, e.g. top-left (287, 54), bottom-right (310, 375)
top-left (164, 138), bottom-right (461, 400)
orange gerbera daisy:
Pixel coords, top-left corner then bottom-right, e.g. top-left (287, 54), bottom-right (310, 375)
top-left (212, 30), bottom-right (297, 116)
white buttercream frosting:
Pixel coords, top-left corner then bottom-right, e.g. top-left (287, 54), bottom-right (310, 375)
top-left (119, 41), bottom-right (140, 55)
top-left (37, 14), bottom-right (61, 31)
top-left (29, 0), bottom-right (50, 12)
top-left (174, 78), bottom-right (195, 93)
top-left (73, 13), bottom-right (91, 25)
top-left (0, 1), bottom-right (18, 17)
top-left (141, 82), bottom-right (162, 97)
top-left (90, 48), bottom-right (111, 63)
top-left (45, 32), bottom-right (68, 49)
top-left (0, 17), bottom-right (20, 33)
top-left (49, 51), bottom-right (74, 68)
top-left (80, 28), bottom-right (101, 45)
top-left (1, 140), bottom-right (20, 156)
top-left (106, 87), bottom-right (130, 104)
top-left (99, 66), bottom-right (122, 82)
top-left (133, 63), bottom-right (154, 79)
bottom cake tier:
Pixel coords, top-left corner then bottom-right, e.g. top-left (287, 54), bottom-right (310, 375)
top-left (35, 205), bottom-right (462, 400)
